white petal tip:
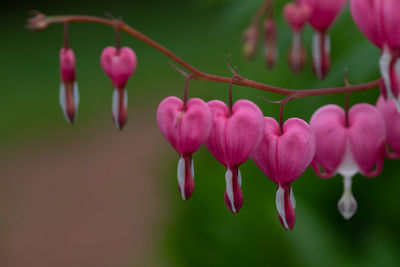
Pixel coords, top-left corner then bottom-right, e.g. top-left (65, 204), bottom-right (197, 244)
top-left (338, 192), bottom-right (358, 220)
top-left (276, 185), bottom-right (289, 230)
top-left (225, 169), bottom-right (236, 213)
top-left (177, 157), bottom-right (186, 201)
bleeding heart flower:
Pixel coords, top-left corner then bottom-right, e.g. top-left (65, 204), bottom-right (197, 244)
top-left (59, 47), bottom-right (79, 123)
top-left (310, 104), bottom-right (386, 219)
top-left (252, 117), bottom-right (315, 230)
top-left (204, 99), bottom-right (264, 213)
top-left (101, 46), bottom-right (137, 129)
top-left (263, 18), bottom-right (278, 69)
top-left (157, 96), bottom-right (212, 201)
top-left (376, 95), bottom-right (400, 159)
top-left (242, 26), bottom-right (259, 60)
top-left (351, 0), bottom-right (400, 111)
top-left (299, 0), bottom-right (346, 79)
top-left (283, 2), bottom-right (310, 73)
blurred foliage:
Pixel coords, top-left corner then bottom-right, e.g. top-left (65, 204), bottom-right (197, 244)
top-left (1, 0), bottom-right (400, 266)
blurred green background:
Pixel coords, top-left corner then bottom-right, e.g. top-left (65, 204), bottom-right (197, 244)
top-left (1, 0), bottom-right (400, 266)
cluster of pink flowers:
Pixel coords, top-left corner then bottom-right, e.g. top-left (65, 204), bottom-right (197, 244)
top-left (154, 0), bottom-right (400, 230)
top-left (156, 89), bottom-right (400, 230)
top-left (59, 44), bottom-right (137, 129)
top-left (47, 0), bottom-right (400, 230)
top-left (283, 0), bottom-right (347, 78)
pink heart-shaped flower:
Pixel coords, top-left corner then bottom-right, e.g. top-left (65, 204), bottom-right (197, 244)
top-left (101, 46), bottom-right (137, 89)
top-left (310, 103), bottom-right (385, 219)
top-left (252, 117), bottom-right (315, 230)
top-left (205, 99), bottom-right (264, 213)
top-left (101, 46), bottom-right (137, 129)
top-left (157, 96), bottom-right (212, 201)
top-left (59, 48), bottom-right (79, 123)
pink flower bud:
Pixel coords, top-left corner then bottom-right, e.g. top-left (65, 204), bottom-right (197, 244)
top-left (101, 46), bottom-right (137, 129)
top-left (263, 19), bottom-right (278, 69)
top-left (252, 117), bottom-right (315, 230)
top-left (310, 104), bottom-right (386, 219)
top-left (205, 100), bottom-right (264, 213)
top-left (376, 95), bottom-right (400, 159)
top-left (59, 48), bottom-right (79, 123)
top-left (242, 26), bottom-right (259, 60)
top-left (157, 96), bottom-right (212, 201)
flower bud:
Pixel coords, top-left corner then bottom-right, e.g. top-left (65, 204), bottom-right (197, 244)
top-left (242, 26), bottom-right (259, 60)
top-left (59, 48), bottom-right (79, 123)
top-left (263, 18), bottom-right (278, 69)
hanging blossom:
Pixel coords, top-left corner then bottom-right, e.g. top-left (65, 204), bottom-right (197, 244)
top-left (283, 2), bottom-right (310, 74)
top-left (101, 47), bottom-right (137, 129)
top-left (157, 97), bottom-right (212, 201)
top-left (310, 104), bottom-right (386, 219)
top-left (205, 100), bottom-right (264, 213)
top-left (351, 0), bottom-right (400, 111)
top-left (299, 0), bottom-right (347, 79)
top-left (252, 117), bottom-right (315, 230)
top-left (263, 18), bottom-right (278, 69)
top-left (59, 48), bottom-right (79, 123)
top-left (376, 96), bottom-right (400, 159)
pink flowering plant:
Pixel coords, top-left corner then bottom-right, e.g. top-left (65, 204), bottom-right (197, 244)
top-left (27, 0), bottom-right (400, 230)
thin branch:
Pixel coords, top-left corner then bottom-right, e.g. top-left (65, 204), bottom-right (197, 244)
top-left (27, 12), bottom-right (381, 98)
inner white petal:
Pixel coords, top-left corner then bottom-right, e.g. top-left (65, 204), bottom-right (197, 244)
top-left (312, 31), bottom-right (322, 80)
top-left (112, 89), bottom-right (120, 129)
top-left (225, 168), bottom-right (236, 213)
top-left (379, 45), bottom-right (393, 100)
top-left (338, 175), bottom-right (358, 220)
top-left (59, 82), bottom-right (70, 123)
top-left (191, 159), bottom-right (194, 179)
top-left (336, 140), bottom-right (359, 178)
top-left (276, 185), bottom-right (288, 230)
top-left (238, 169), bottom-right (242, 187)
top-left (292, 31), bottom-right (302, 64)
top-left (73, 82), bottom-right (79, 121)
top-left (177, 156), bottom-right (186, 201)
top-left (290, 187), bottom-right (296, 209)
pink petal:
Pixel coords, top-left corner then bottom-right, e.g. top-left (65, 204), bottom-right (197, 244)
top-left (377, 95), bottom-right (400, 158)
top-left (300, 0), bottom-right (346, 31)
top-left (101, 47), bottom-right (137, 89)
top-left (347, 103), bottom-right (386, 177)
top-left (252, 117), bottom-right (315, 185)
top-left (381, 0), bottom-right (400, 49)
top-left (350, 0), bottom-right (383, 48)
top-left (157, 96), bottom-right (212, 155)
top-left (310, 105), bottom-right (347, 178)
top-left (205, 99), bottom-right (264, 167)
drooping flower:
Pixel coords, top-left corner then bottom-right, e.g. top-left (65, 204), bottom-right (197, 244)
top-left (299, 0), bottom-right (347, 79)
top-left (205, 100), bottom-right (264, 213)
top-left (59, 47), bottom-right (79, 123)
top-left (157, 96), bottom-right (212, 201)
top-left (310, 104), bottom-right (385, 219)
top-left (101, 47), bottom-right (137, 129)
top-left (283, 2), bottom-right (310, 73)
top-left (252, 117), bottom-right (315, 230)
top-left (242, 25), bottom-right (259, 60)
top-left (376, 95), bottom-right (400, 159)
top-left (263, 18), bottom-right (278, 69)
top-left (351, 0), bottom-right (400, 111)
